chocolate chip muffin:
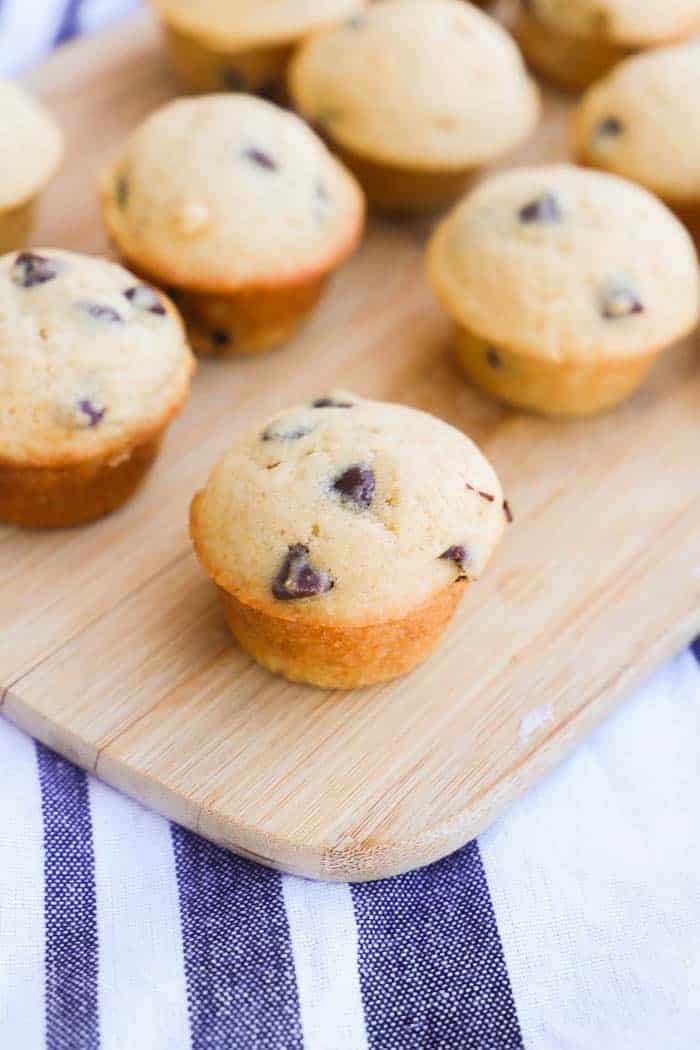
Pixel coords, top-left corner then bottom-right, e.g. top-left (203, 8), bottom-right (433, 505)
top-left (289, 0), bottom-right (540, 213)
top-left (427, 165), bottom-right (700, 417)
top-left (515, 0), bottom-right (700, 92)
top-left (99, 94), bottom-right (364, 357)
top-left (0, 249), bottom-right (194, 528)
top-left (149, 0), bottom-right (367, 96)
top-left (573, 42), bottom-right (700, 244)
top-left (0, 81), bottom-right (63, 254)
top-left (190, 392), bottom-right (506, 688)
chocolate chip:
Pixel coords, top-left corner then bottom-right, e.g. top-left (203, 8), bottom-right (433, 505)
top-left (519, 192), bottom-right (562, 225)
top-left (600, 282), bottom-right (643, 319)
top-left (262, 420), bottom-right (315, 442)
top-left (440, 545), bottom-right (469, 569)
top-left (596, 116), bottom-right (623, 138)
top-left (466, 483), bottom-right (495, 502)
top-left (243, 147), bottom-right (278, 171)
top-left (332, 464), bottom-right (375, 509)
top-left (312, 396), bottom-right (354, 408)
top-left (124, 284), bottom-right (166, 315)
top-left (77, 398), bottom-right (105, 427)
top-left (222, 68), bottom-right (247, 92)
top-left (11, 252), bottom-right (61, 288)
top-left (485, 349), bottom-right (502, 369)
top-left (503, 499), bottom-right (514, 524)
top-left (257, 80), bottom-right (278, 102)
top-left (272, 543), bottom-right (334, 601)
top-left (211, 329), bottom-right (231, 349)
top-left (76, 301), bottom-right (123, 323)
top-left (116, 174), bottom-right (129, 208)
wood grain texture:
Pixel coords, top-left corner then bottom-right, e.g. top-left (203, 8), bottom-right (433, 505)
top-left (1, 9), bottom-right (699, 881)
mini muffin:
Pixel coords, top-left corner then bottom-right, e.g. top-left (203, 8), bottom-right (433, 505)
top-left (573, 42), bottom-right (700, 243)
top-left (149, 0), bottom-right (367, 96)
top-left (0, 81), bottom-right (63, 253)
top-left (0, 249), bottom-right (194, 528)
top-left (515, 0), bottom-right (700, 92)
top-left (289, 0), bottom-right (540, 213)
top-left (427, 165), bottom-right (700, 418)
top-left (99, 94), bottom-right (364, 357)
top-left (190, 391), bottom-right (507, 688)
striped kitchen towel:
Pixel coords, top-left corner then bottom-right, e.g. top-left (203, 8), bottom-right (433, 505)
top-left (2, 4), bottom-right (700, 1047)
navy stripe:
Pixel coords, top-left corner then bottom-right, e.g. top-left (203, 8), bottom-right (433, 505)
top-left (351, 841), bottom-right (522, 1050)
top-left (54, 0), bottom-right (84, 46)
top-left (171, 825), bottom-right (303, 1049)
top-left (692, 637), bottom-right (700, 664)
top-left (36, 744), bottom-right (99, 1050)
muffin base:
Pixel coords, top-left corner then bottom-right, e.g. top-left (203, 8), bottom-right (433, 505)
top-left (455, 326), bottom-right (657, 418)
top-left (0, 197), bottom-right (37, 254)
top-left (514, 9), bottom-right (632, 92)
top-left (169, 276), bottom-right (328, 357)
top-left (217, 582), bottom-right (466, 689)
top-left (0, 436), bottom-right (161, 529)
top-left (333, 143), bottom-right (475, 214)
top-left (162, 22), bottom-right (292, 97)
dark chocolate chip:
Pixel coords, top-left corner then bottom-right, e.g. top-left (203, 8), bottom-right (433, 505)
top-left (243, 147), bottom-right (278, 171)
top-left (312, 396), bottom-right (354, 408)
top-left (262, 420), bottom-right (315, 442)
top-left (77, 398), bottom-right (105, 427)
top-left (466, 483), bottom-right (495, 502)
top-left (166, 286), bottom-right (183, 304)
top-left (124, 284), bottom-right (166, 315)
top-left (503, 499), bottom-right (514, 524)
top-left (76, 301), bottom-right (123, 323)
top-left (11, 252), bottom-right (60, 288)
top-left (257, 80), bottom-right (279, 102)
top-left (211, 329), bottom-right (231, 349)
top-left (600, 283), bottom-right (644, 320)
top-left (222, 68), bottom-right (247, 92)
top-left (485, 348), bottom-right (502, 370)
top-left (440, 545), bottom-right (469, 569)
top-left (332, 464), bottom-right (375, 509)
top-left (519, 192), bottom-right (562, 225)
top-left (272, 543), bottom-right (334, 601)
top-left (116, 174), bottom-right (129, 208)
top-left (596, 116), bottom-right (624, 138)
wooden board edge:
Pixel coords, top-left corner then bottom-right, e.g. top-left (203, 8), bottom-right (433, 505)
top-left (3, 611), bottom-right (696, 882)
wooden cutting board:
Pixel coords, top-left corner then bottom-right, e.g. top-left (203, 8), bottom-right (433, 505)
top-left (1, 9), bottom-right (699, 882)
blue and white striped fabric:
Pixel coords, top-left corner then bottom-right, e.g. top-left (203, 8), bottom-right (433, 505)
top-left (2, 5), bottom-right (700, 1047)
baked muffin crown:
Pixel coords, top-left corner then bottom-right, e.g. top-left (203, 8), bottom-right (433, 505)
top-left (0, 249), bottom-right (194, 466)
top-left (523, 0), bottom-right (700, 45)
top-left (191, 392), bottom-right (505, 623)
top-left (289, 0), bottom-right (540, 171)
top-left (573, 42), bottom-right (700, 203)
top-left (150, 0), bottom-right (367, 49)
top-left (427, 164), bottom-right (700, 362)
top-left (100, 94), bottom-right (364, 292)
top-left (0, 81), bottom-right (63, 210)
